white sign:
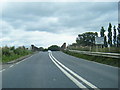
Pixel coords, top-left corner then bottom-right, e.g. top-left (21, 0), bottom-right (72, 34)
top-left (95, 37), bottom-right (104, 44)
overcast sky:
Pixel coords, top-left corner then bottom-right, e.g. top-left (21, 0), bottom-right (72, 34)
top-left (1, 2), bottom-right (118, 48)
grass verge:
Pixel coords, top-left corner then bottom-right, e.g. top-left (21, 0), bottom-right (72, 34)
top-left (63, 50), bottom-right (120, 68)
top-left (2, 53), bottom-right (33, 63)
top-left (1, 46), bottom-right (35, 63)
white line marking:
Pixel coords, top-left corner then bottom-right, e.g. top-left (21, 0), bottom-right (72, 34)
top-left (16, 62), bottom-right (21, 64)
top-left (21, 60), bottom-right (25, 62)
top-left (49, 53), bottom-right (88, 89)
top-left (16, 62), bottom-right (19, 64)
top-left (15, 54), bottom-right (33, 64)
top-left (50, 52), bottom-right (99, 89)
top-left (9, 65), bottom-right (14, 68)
top-left (0, 69), bottom-right (5, 72)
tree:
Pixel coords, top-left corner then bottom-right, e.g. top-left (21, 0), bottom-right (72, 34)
top-left (2, 46), bottom-right (11, 56)
top-left (104, 36), bottom-right (108, 47)
top-left (48, 45), bottom-right (60, 51)
top-left (113, 26), bottom-right (117, 46)
top-left (76, 32), bottom-right (98, 46)
top-left (39, 47), bottom-right (44, 51)
top-left (100, 27), bottom-right (105, 37)
top-left (10, 46), bottom-right (15, 50)
top-left (108, 23), bottom-right (112, 47)
top-left (117, 24), bottom-right (120, 47)
top-left (100, 27), bottom-right (106, 48)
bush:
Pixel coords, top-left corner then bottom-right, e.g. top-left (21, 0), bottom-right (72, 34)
top-left (43, 49), bottom-right (48, 51)
top-left (68, 46), bottom-right (120, 53)
top-left (48, 45), bottom-right (60, 51)
top-left (2, 46), bottom-right (32, 63)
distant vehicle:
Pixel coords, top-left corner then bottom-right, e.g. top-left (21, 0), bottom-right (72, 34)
top-left (48, 50), bottom-right (51, 53)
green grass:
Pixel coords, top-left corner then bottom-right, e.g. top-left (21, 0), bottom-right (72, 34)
top-left (2, 46), bottom-right (33, 63)
top-left (68, 46), bottom-right (120, 53)
top-left (63, 50), bottom-right (119, 68)
top-left (2, 53), bottom-right (32, 63)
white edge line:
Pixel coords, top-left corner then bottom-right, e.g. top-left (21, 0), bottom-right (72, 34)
top-left (49, 53), bottom-right (88, 89)
top-left (15, 54), bottom-right (33, 65)
top-left (1, 54), bottom-right (35, 71)
top-left (0, 69), bottom-right (6, 72)
top-left (50, 52), bottom-right (99, 89)
top-left (16, 62), bottom-right (21, 64)
top-left (9, 65), bottom-right (14, 68)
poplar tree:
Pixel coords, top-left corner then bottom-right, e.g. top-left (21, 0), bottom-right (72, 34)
top-left (113, 26), bottom-right (117, 46)
top-left (108, 23), bottom-right (112, 47)
top-left (104, 36), bottom-right (108, 47)
top-left (117, 24), bottom-right (120, 47)
top-left (100, 27), bottom-right (106, 47)
top-left (100, 27), bottom-right (105, 37)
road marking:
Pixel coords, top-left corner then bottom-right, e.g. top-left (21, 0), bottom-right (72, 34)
top-left (15, 59), bottom-right (25, 65)
top-left (9, 65), bottom-right (14, 68)
top-left (0, 69), bottom-right (6, 72)
top-left (16, 61), bottom-right (21, 64)
top-left (49, 53), bottom-right (88, 89)
top-left (16, 62), bottom-right (19, 64)
top-left (1, 54), bottom-right (34, 72)
top-left (15, 54), bottom-right (34, 64)
top-left (49, 52), bottom-right (99, 89)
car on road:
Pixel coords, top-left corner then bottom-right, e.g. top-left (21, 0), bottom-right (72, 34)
top-left (48, 50), bottom-right (51, 53)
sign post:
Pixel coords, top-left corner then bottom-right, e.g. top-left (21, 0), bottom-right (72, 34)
top-left (95, 37), bottom-right (104, 52)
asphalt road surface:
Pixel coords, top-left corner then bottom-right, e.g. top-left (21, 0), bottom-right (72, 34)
top-left (1, 51), bottom-right (119, 89)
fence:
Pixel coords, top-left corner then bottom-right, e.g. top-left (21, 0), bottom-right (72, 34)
top-left (68, 50), bottom-right (120, 59)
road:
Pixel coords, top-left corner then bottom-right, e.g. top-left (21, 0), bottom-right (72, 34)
top-left (1, 51), bottom-right (119, 89)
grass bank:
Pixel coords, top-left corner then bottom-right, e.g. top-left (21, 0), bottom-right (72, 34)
top-left (2, 46), bottom-right (33, 63)
top-left (63, 50), bottom-right (119, 68)
top-left (68, 46), bottom-right (120, 53)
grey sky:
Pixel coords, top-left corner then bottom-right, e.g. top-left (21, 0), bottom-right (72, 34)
top-left (1, 2), bottom-right (118, 48)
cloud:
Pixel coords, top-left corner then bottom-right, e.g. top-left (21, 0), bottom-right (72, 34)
top-left (1, 28), bottom-right (76, 47)
top-left (1, 2), bottom-right (118, 47)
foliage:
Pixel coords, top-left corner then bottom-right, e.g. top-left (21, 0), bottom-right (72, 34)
top-left (117, 24), bottom-right (120, 47)
top-left (68, 46), bottom-right (91, 51)
top-left (39, 47), bottom-right (44, 51)
top-left (63, 50), bottom-right (119, 67)
top-left (48, 45), bottom-right (60, 51)
top-left (108, 23), bottom-right (112, 47)
top-left (2, 46), bottom-right (32, 63)
top-left (67, 46), bottom-right (120, 53)
top-left (104, 36), bottom-right (108, 47)
top-left (113, 26), bottom-right (117, 46)
top-left (76, 32), bottom-right (98, 46)
top-left (100, 26), bottom-right (108, 47)
top-left (100, 26), bottom-right (105, 37)
top-left (43, 48), bottom-right (48, 51)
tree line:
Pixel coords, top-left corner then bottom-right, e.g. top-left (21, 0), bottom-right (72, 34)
top-left (69, 23), bottom-right (120, 48)
top-left (100, 23), bottom-right (120, 47)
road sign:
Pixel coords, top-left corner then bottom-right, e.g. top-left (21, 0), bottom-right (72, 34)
top-left (95, 37), bottom-right (104, 44)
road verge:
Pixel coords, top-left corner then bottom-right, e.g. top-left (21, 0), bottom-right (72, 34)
top-left (63, 50), bottom-right (119, 68)
top-left (2, 52), bottom-right (37, 65)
